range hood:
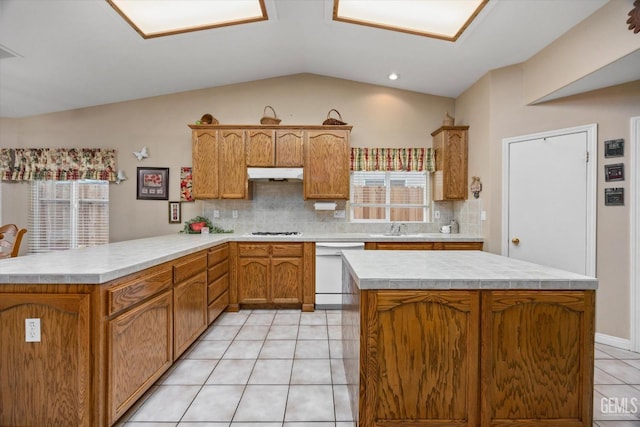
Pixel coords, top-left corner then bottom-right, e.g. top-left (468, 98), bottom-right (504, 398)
top-left (247, 167), bottom-right (303, 181)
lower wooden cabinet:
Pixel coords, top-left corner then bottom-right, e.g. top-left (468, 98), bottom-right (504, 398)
top-left (0, 292), bottom-right (92, 427)
top-left (108, 290), bottom-right (173, 425)
top-left (232, 242), bottom-right (315, 311)
top-left (365, 241), bottom-right (483, 250)
top-left (207, 243), bottom-right (230, 324)
top-left (348, 288), bottom-right (595, 427)
top-left (173, 252), bottom-right (208, 359)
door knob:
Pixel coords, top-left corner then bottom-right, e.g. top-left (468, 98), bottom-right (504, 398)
top-left (511, 237), bottom-right (520, 245)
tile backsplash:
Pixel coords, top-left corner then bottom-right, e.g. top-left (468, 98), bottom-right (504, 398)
top-left (201, 181), bottom-right (482, 235)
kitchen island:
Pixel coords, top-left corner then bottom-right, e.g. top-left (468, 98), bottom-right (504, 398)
top-left (341, 250), bottom-right (597, 427)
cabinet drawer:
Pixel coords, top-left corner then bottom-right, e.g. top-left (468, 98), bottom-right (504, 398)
top-left (208, 244), bottom-right (229, 265)
top-left (173, 252), bottom-right (207, 283)
top-left (373, 242), bottom-right (435, 250)
top-left (107, 267), bottom-right (173, 315)
top-left (208, 273), bottom-right (229, 304)
top-left (208, 290), bottom-right (229, 324)
top-left (208, 260), bottom-right (229, 283)
top-left (272, 243), bottom-right (303, 257)
top-left (238, 243), bottom-right (271, 257)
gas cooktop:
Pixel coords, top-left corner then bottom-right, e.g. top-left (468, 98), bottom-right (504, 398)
top-left (248, 231), bottom-right (302, 236)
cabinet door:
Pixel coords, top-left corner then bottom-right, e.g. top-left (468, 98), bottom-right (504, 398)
top-left (246, 129), bottom-right (275, 167)
top-left (361, 290), bottom-right (480, 427)
top-left (238, 257), bottom-right (270, 304)
top-left (108, 290), bottom-right (173, 425)
top-left (304, 130), bottom-right (350, 199)
top-left (0, 293), bottom-right (91, 427)
top-left (276, 130), bottom-right (304, 167)
top-left (219, 129), bottom-right (247, 199)
top-left (433, 127), bottom-right (468, 201)
top-left (480, 290), bottom-right (594, 427)
top-left (173, 271), bottom-right (208, 359)
top-left (271, 257), bottom-right (303, 304)
top-left (192, 130), bottom-right (219, 199)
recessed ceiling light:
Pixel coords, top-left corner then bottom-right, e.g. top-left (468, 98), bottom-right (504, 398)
top-left (388, 73), bottom-right (399, 80)
top-left (107, 0), bottom-right (267, 39)
top-left (334, 0), bottom-right (488, 42)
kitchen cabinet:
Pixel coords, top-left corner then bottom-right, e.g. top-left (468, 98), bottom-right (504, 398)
top-left (173, 251), bottom-right (208, 359)
top-left (231, 241), bottom-right (315, 311)
top-left (246, 129), bottom-right (304, 167)
top-left (365, 241), bottom-right (483, 250)
top-left (207, 243), bottom-right (230, 324)
top-left (304, 129), bottom-right (350, 199)
top-left (432, 125), bottom-right (469, 201)
top-left (0, 291), bottom-right (92, 427)
top-left (191, 129), bottom-right (249, 199)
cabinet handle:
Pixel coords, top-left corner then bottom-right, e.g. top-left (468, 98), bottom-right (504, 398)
top-left (511, 237), bottom-right (520, 245)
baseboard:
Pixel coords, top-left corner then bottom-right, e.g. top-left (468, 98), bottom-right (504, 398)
top-left (595, 332), bottom-right (631, 350)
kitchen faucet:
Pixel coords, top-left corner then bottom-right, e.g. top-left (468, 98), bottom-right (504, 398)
top-left (389, 223), bottom-right (406, 236)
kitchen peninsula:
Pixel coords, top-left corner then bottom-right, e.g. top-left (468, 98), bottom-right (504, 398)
top-left (341, 250), bottom-right (597, 427)
top-left (0, 232), bottom-right (482, 427)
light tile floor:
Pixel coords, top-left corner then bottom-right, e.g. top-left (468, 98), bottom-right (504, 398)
top-left (115, 309), bottom-right (640, 427)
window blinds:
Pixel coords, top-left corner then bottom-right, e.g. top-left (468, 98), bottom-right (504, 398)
top-left (29, 180), bottom-right (109, 253)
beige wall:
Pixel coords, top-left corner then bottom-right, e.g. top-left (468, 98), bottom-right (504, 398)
top-left (0, 73), bottom-right (454, 244)
top-left (455, 66), bottom-right (640, 340)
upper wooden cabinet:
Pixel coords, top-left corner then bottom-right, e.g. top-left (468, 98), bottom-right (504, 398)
top-left (432, 125), bottom-right (469, 201)
top-left (190, 125), bottom-right (351, 201)
top-left (191, 129), bottom-right (248, 199)
top-left (304, 129), bottom-right (350, 200)
top-left (246, 129), bottom-right (304, 167)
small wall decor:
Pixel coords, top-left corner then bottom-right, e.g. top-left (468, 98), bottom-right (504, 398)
top-left (180, 167), bottom-right (194, 201)
top-left (137, 167), bottom-right (169, 200)
top-left (133, 146), bottom-right (149, 162)
top-left (470, 176), bottom-right (482, 198)
top-left (604, 163), bottom-right (625, 182)
top-left (115, 169), bottom-right (127, 184)
top-left (604, 139), bottom-right (624, 157)
top-left (628, 0), bottom-right (640, 33)
top-left (605, 188), bottom-right (624, 206)
top-left (168, 201), bottom-right (181, 223)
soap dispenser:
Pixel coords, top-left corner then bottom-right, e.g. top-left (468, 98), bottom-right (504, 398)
top-left (450, 219), bottom-right (459, 234)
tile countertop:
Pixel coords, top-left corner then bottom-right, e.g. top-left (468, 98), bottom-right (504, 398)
top-left (342, 250), bottom-right (598, 290)
top-left (0, 232), bottom-right (482, 284)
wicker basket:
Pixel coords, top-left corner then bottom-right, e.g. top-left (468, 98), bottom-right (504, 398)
top-left (199, 113), bottom-right (218, 125)
top-left (260, 106), bottom-right (281, 125)
top-left (323, 109), bottom-right (347, 125)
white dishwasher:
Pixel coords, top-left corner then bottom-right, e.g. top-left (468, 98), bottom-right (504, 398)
top-left (315, 242), bottom-right (365, 309)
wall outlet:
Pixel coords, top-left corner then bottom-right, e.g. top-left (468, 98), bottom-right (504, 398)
top-left (25, 318), bottom-right (41, 342)
top-left (232, 210), bottom-right (238, 219)
top-left (434, 210), bottom-right (441, 219)
top-left (213, 210), bottom-right (220, 218)
top-left (481, 210), bottom-right (487, 221)
top-left (334, 209), bottom-right (346, 218)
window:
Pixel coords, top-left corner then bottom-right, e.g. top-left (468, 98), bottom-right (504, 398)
top-left (29, 180), bottom-right (109, 253)
top-left (350, 171), bottom-right (429, 222)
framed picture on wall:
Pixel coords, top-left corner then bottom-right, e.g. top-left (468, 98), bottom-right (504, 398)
top-left (168, 201), bottom-right (181, 223)
top-left (604, 163), bottom-right (624, 182)
top-left (137, 167), bottom-right (169, 200)
top-left (604, 188), bottom-right (624, 206)
top-left (604, 139), bottom-right (624, 158)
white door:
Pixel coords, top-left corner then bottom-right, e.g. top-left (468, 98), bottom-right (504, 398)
top-left (502, 125), bottom-right (597, 276)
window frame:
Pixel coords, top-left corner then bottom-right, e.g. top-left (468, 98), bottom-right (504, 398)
top-left (349, 170), bottom-right (430, 223)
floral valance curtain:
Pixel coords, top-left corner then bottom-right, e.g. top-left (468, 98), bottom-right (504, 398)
top-left (350, 147), bottom-right (434, 172)
top-left (0, 148), bottom-right (117, 182)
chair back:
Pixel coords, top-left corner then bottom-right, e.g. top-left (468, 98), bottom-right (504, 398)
top-left (0, 224), bottom-right (28, 258)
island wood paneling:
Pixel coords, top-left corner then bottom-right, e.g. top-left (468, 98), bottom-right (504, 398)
top-left (0, 293), bottom-right (91, 427)
top-left (481, 290), bottom-right (595, 426)
top-left (360, 290), bottom-right (480, 427)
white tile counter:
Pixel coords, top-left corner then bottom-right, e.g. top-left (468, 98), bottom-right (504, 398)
top-left (0, 232), bottom-right (482, 284)
top-left (342, 250), bottom-right (598, 290)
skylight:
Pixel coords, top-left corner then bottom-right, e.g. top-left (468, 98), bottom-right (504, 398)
top-left (107, 0), bottom-right (267, 39)
top-left (333, 0), bottom-right (488, 41)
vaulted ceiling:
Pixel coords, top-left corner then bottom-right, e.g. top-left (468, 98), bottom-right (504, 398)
top-left (0, 0), bottom-right (628, 118)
